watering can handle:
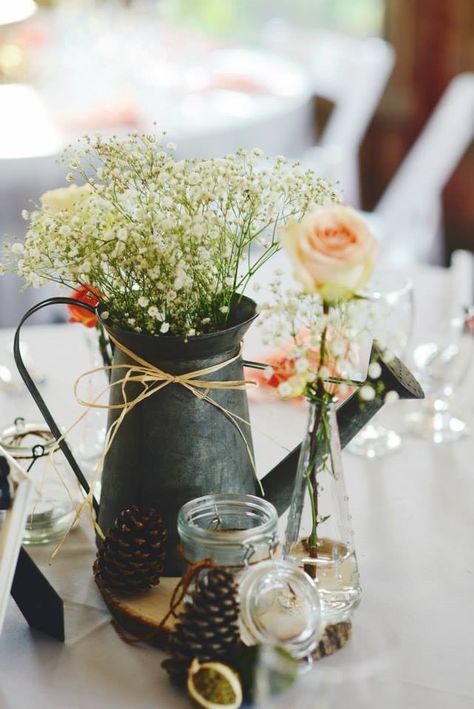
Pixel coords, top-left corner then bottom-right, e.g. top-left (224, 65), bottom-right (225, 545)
top-left (13, 297), bottom-right (100, 517)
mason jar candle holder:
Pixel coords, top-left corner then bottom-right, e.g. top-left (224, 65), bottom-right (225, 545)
top-left (177, 493), bottom-right (279, 571)
top-left (0, 418), bottom-right (76, 544)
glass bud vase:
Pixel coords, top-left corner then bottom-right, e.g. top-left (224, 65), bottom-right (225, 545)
top-left (283, 401), bottom-right (361, 622)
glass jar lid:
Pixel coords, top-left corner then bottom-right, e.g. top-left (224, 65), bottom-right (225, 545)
top-left (239, 559), bottom-right (322, 660)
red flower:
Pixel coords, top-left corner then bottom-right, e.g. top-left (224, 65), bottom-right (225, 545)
top-left (245, 349), bottom-right (298, 391)
top-left (67, 285), bottom-right (99, 328)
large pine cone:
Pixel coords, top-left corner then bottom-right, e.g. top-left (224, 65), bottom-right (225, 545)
top-left (162, 569), bottom-right (240, 686)
top-left (94, 506), bottom-right (167, 595)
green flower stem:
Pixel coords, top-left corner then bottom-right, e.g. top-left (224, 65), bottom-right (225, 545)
top-left (95, 322), bottom-right (112, 378)
top-left (304, 302), bottom-right (331, 578)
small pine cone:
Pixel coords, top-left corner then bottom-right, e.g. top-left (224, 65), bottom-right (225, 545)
top-left (163, 569), bottom-right (240, 685)
top-left (94, 506), bottom-right (167, 595)
top-left (160, 657), bottom-right (189, 688)
top-left (313, 621), bottom-right (352, 660)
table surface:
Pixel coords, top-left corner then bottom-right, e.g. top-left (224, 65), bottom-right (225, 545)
top-left (0, 264), bottom-right (474, 708)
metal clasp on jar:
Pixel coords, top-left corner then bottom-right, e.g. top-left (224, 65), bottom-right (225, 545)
top-left (241, 531), bottom-right (280, 567)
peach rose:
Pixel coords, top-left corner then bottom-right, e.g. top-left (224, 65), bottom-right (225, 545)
top-left (40, 184), bottom-right (93, 213)
top-left (281, 205), bottom-right (378, 302)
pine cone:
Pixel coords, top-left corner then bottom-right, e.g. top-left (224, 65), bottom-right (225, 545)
top-left (94, 506), bottom-right (167, 595)
top-left (163, 569), bottom-right (240, 686)
top-left (313, 621), bottom-right (352, 660)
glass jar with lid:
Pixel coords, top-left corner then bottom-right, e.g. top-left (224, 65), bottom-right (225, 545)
top-left (239, 559), bottom-right (322, 660)
top-left (177, 493), bottom-right (279, 571)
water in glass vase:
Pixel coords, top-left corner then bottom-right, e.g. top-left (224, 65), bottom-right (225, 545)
top-left (284, 403), bottom-right (362, 622)
top-left (291, 537), bottom-right (361, 620)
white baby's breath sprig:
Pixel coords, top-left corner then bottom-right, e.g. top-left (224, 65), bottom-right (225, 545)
top-left (3, 132), bottom-right (338, 337)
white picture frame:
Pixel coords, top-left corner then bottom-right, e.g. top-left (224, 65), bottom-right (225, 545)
top-left (0, 451), bottom-right (33, 635)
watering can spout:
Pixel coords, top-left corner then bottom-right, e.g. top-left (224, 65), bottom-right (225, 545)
top-left (260, 343), bottom-right (424, 516)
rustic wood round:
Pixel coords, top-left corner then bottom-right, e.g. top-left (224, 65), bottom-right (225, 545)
top-left (96, 576), bottom-right (352, 659)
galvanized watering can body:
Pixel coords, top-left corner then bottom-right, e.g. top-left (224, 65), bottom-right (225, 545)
top-left (99, 297), bottom-right (258, 573)
top-left (13, 297), bottom-right (424, 575)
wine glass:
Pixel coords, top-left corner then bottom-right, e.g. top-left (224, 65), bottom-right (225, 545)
top-left (347, 270), bottom-right (415, 458)
top-left (406, 307), bottom-right (473, 443)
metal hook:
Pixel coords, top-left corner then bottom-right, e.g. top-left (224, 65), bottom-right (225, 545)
top-left (241, 541), bottom-right (256, 567)
top-left (268, 532), bottom-right (279, 558)
top-left (27, 444), bottom-right (45, 473)
top-left (14, 417), bottom-right (26, 432)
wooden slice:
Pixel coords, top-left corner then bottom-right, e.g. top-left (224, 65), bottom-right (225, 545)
top-left (96, 574), bottom-right (352, 658)
top-left (96, 575), bottom-right (181, 650)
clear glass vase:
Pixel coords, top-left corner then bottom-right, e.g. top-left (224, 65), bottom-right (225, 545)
top-left (283, 401), bottom-right (361, 622)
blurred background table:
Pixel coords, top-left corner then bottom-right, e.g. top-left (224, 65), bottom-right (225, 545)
top-left (0, 4), bottom-right (316, 327)
top-left (0, 263), bottom-right (473, 708)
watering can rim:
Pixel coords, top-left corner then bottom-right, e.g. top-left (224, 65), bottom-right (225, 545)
top-left (97, 294), bottom-right (258, 348)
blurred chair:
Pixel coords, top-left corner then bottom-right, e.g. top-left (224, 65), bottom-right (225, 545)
top-left (374, 72), bottom-right (474, 265)
top-left (263, 27), bottom-right (395, 206)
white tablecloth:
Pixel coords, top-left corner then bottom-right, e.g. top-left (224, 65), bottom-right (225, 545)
top-left (0, 264), bottom-right (473, 708)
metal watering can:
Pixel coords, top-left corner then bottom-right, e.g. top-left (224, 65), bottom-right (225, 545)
top-left (14, 297), bottom-right (424, 574)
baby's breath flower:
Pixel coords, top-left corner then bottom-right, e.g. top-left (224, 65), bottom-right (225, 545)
top-left (384, 390), bottom-right (399, 404)
top-left (295, 357), bottom-right (309, 374)
top-left (382, 349), bottom-right (395, 363)
top-left (368, 362), bottom-right (382, 379)
top-left (332, 340), bottom-right (345, 356)
top-left (3, 131), bottom-right (338, 337)
top-left (359, 385), bottom-right (376, 401)
top-left (278, 381), bottom-right (293, 397)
